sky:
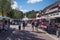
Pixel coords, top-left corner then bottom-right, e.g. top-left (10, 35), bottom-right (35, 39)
top-left (11, 0), bottom-right (58, 13)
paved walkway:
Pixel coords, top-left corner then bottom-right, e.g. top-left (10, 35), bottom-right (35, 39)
top-left (0, 24), bottom-right (59, 40)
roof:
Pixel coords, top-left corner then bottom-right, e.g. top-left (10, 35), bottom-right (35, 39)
top-left (43, 1), bottom-right (60, 12)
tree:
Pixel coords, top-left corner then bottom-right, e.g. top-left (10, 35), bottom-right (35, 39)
top-left (7, 9), bottom-right (23, 19)
top-left (0, 0), bottom-right (11, 16)
top-left (7, 9), bottom-right (14, 18)
top-left (25, 10), bottom-right (38, 18)
top-left (13, 10), bottom-right (23, 19)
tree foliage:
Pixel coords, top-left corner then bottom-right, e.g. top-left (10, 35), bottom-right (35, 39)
top-left (0, 0), bottom-right (39, 19)
top-left (7, 9), bottom-right (23, 19)
top-left (13, 10), bottom-right (23, 19)
top-left (0, 0), bottom-right (23, 19)
top-left (0, 0), bottom-right (11, 16)
top-left (7, 9), bottom-right (14, 18)
top-left (25, 10), bottom-right (39, 18)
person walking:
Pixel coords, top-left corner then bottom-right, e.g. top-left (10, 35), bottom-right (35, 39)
top-left (47, 22), bottom-right (52, 32)
top-left (19, 20), bottom-right (21, 30)
top-left (0, 20), bottom-right (3, 32)
top-left (34, 20), bottom-right (39, 32)
top-left (31, 20), bottom-right (35, 31)
top-left (4, 20), bottom-right (7, 31)
top-left (23, 21), bottom-right (26, 30)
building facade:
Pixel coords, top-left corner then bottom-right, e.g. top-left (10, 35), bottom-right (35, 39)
top-left (41, 1), bottom-right (60, 23)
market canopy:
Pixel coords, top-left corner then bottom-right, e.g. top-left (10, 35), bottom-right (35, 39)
top-left (0, 16), bottom-right (10, 20)
top-left (22, 17), bottom-right (28, 21)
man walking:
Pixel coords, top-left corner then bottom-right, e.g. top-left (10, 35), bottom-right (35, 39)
top-left (23, 21), bottom-right (26, 30)
top-left (18, 20), bottom-right (21, 30)
top-left (34, 20), bottom-right (39, 32)
top-left (31, 20), bottom-right (35, 31)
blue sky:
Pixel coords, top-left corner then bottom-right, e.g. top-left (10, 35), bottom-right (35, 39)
top-left (11, 0), bottom-right (58, 13)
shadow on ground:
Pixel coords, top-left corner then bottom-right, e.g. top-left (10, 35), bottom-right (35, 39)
top-left (46, 30), bottom-right (57, 35)
top-left (0, 28), bottom-right (45, 40)
top-left (34, 31), bottom-right (46, 34)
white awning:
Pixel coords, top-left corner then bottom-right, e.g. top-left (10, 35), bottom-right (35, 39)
top-left (36, 17), bottom-right (40, 19)
top-left (22, 18), bottom-right (28, 21)
top-left (0, 16), bottom-right (10, 20)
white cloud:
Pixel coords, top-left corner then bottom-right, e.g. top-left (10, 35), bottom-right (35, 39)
top-left (19, 6), bottom-right (28, 13)
top-left (27, 0), bottom-right (43, 4)
top-left (20, 9), bottom-right (28, 13)
top-left (11, 1), bottom-right (28, 13)
top-left (11, 1), bottom-right (18, 9)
